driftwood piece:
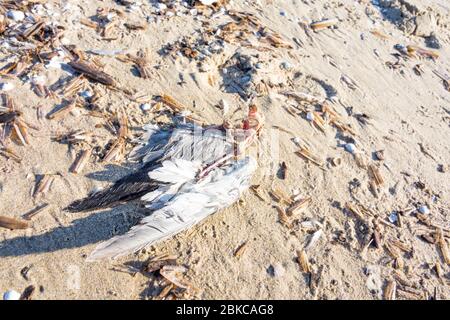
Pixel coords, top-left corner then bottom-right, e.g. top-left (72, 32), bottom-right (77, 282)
top-left (68, 60), bottom-right (115, 86)
top-left (0, 215), bottom-right (29, 230)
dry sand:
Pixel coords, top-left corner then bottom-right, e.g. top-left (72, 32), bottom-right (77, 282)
top-left (0, 0), bottom-right (449, 299)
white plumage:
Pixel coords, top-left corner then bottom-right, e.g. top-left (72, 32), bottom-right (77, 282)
top-left (86, 123), bottom-right (258, 261)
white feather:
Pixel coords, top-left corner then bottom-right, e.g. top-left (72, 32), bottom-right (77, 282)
top-left (87, 157), bottom-right (257, 261)
top-left (148, 158), bottom-right (200, 183)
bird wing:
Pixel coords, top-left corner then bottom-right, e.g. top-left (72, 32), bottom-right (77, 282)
top-left (66, 123), bottom-right (231, 212)
top-left (131, 123), bottom-right (234, 165)
top-left (87, 157), bottom-right (257, 261)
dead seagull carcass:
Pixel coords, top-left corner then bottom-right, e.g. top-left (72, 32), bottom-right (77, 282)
top-left (67, 106), bottom-right (264, 261)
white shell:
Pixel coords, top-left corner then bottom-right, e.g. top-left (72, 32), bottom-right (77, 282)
top-left (219, 99), bottom-right (229, 115)
top-left (3, 290), bottom-right (21, 300)
top-left (70, 108), bottom-right (81, 117)
top-left (140, 103), bottom-right (151, 112)
top-left (271, 263), bottom-right (285, 277)
top-left (200, 0), bottom-right (218, 5)
top-left (306, 111), bottom-right (315, 121)
top-left (80, 90), bottom-right (93, 99)
top-left (156, 3), bottom-right (167, 10)
top-left (106, 13), bottom-right (116, 22)
top-left (306, 229), bottom-right (323, 251)
top-left (345, 143), bottom-right (356, 154)
top-left (388, 212), bottom-right (398, 223)
top-left (418, 205), bottom-right (430, 214)
top-left (280, 61), bottom-right (292, 70)
top-left (32, 75), bottom-right (46, 85)
top-left (0, 82), bottom-right (15, 91)
top-left (7, 10), bottom-right (25, 22)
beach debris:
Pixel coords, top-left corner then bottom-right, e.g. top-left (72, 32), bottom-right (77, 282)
top-left (278, 162), bottom-right (287, 180)
top-left (160, 94), bottom-right (187, 113)
top-left (436, 229), bottom-right (450, 265)
top-left (250, 185), bottom-right (267, 203)
top-left (390, 239), bottom-right (412, 254)
top-left (345, 202), bottom-right (369, 222)
top-left (306, 111), bottom-right (326, 133)
top-left (33, 174), bottom-right (55, 197)
top-left (140, 103), bottom-right (151, 112)
top-left (368, 164), bottom-right (384, 187)
top-left (22, 203), bottom-right (50, 220)
top-left (406, 45), bottom-right (439, 60)
top-left (233, 241), bottom-right (248, 259)
top-left (388, 212), bottom-right (398, 224)
top-left (296, 249), bottom-right (311, 274)
top-left (125, 50), bottom-right (152, 79)
top-left (0, 82), bottom-right (15, 91)
top-left (310, 18), bottom-right (338, 31)
top-left (47, 100), bottom-right (77, 120)
top-left (286, 197), bottom-right (311, 216)
top-left (295, 146), bottom-right (325, 170)
top-left (68, 60), bottom-right (115, 86)
top-left (418, 205), bottom-right (430, 215)
top-left (141, 254), bottom-right (199, 299)
top-left (219, 99), bottom-right (229, 115)
top-left (159, 265), bottom-right (191, 290)
top-left (305, 229), bottom-right (323, 251)
top-left (0, 215), bottom-right (29, 230)
top-left (3, 290), bottom-right (21, 300)
top-left (418, 143), bottom-right (436, 161)
top-left (374, 150), bottom-right (385, 161)
top-left (62, 76), bottom-right (87, 98)
top-left (269, 186), bottom-right (291, 205)
top-left (413, 64), bottom-right (424, 76)
top-left (331, 157), bottom-right (341, 167)
top-left (282, 91), bottom-right (323, 105)
top-left (268, 263), bottom-right (285, 278)
top-left (435, 261), bottom-right (443, 282)
top-left (383, 280), bottom-right (396, 300)
top-left (20, 265), bottom-right (33, 281)
top-left (432, 70), bottom-right (450, 92)
top-left (7, 10), bottom-right (25, 22)
top-left (275, 205), bottom-right (291, 228)
top-left (344, 143), bottom-right (356, 154)
top-left (102, 138), bottom-right (125, 163)
top-left (20, 285), bottom-right (35, 300)
top-left (70, 148), bottom-right (92, 174)
top-left (0, 147), bottom-right (22, 163)
top-left (53, 129), bottom-right (92, 145)
top-left (354, 153), bottom-right (368, 169)
top-left (365, 266), bottom-right (382, 297)
top-left (199, 0), bottom-right (218, 5)
top-left (142, 254), bottom-right (178, 273)
top-left (370, 29), bottom-right (390, 40)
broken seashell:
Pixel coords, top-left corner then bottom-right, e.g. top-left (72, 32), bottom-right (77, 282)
top-left (306, 112), bottom-right (315, 121)
top-left (331, 157), bottom-right (341, 166)
top-left (219, 99), bottom-right (229, 115)
top-left (140, 103), bottom-right (151, 112)
top-left (200, 0), bottom-right (218, 5)
top-left (418, 205), bottom-right (430, 215)
top-left (345, 143), bottom-right (356, 154)
top-left (3, 290), bottom-right (21, 300)
top-left (0, 83), bottom-right (15, 91)
top-left (7, 10), bottom-right (25, 22)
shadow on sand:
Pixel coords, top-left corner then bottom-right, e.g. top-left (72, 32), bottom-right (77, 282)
top-left (0, 203), bottom-right (147, 257)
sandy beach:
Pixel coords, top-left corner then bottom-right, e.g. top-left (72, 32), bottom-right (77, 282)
top-left (0, 0), bottom-right (449, 300)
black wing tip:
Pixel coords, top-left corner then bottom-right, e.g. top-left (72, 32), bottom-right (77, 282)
top-left (64, 199), bottom-right (91, 213)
